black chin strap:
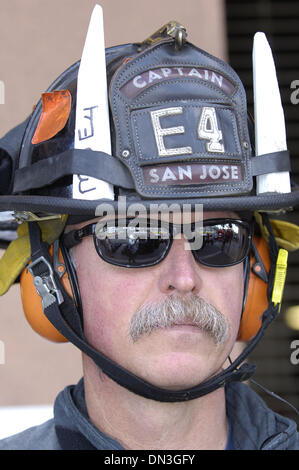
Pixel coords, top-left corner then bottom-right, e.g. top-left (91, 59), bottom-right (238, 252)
top-left (27, 219), bottom-right (279, 403)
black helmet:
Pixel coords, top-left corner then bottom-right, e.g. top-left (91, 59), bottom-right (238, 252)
top-left (1, 22), bottom-right (298, 218)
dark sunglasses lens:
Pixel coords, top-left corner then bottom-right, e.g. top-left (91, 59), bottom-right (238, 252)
top-left (193, 221), bottom-right (250, 267)
top-left (94, 226), bottom-right (170, 267)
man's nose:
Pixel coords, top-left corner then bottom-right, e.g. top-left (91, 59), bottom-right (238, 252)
top-left (157, 236), bottom-right (201, 295)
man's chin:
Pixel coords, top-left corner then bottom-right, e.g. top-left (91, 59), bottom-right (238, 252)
top-left (132, 352), bottom-right (223, 392)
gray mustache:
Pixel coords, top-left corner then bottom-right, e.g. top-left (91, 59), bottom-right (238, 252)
top-left (129, 294), bottom-right (229, 345)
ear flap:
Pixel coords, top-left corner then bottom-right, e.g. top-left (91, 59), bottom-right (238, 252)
top-left (20, 245), bottom-right (72, 343)
top-left (237, 235), bottom-right (271, 342)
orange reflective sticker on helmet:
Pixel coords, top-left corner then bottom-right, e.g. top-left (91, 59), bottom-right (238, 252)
top-left (31, 89), bottom-right (71, 144)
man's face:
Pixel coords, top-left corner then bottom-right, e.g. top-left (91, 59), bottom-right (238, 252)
top-left (73, 211), bottom-right (244, 390)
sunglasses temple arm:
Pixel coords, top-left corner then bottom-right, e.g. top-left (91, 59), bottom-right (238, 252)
top-left (250, 238), bottom-right (269, 282)
top-left (241, 254), bottom-right (250, 314)
top-left (62, 224), bottom-right (94, 249)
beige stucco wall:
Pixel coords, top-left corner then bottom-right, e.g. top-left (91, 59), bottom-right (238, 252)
top-left (0, 0), bottom-right (227, 406)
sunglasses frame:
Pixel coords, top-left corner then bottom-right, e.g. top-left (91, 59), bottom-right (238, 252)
top-left (66, 218), bottom-right (252, 269)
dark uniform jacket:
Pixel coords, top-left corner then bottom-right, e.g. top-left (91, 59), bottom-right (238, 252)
top-left (0, 379), bottom-right (298, 450)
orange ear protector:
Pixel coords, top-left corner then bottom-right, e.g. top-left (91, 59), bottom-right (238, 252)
top-left (20, 235), bottom-right (271, 344)
top-left (237, 235), bottom-right (271, 341)
top-left (20, 245), bottom-right (71, 343)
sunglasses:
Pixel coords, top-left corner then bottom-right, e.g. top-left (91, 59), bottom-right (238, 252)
top-left (64, 218), bottom-right (252, 269)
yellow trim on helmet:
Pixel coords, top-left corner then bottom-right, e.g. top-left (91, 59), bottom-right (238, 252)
top-left (254, 211), bottom-right (299, 252)
top-left (0, 215), bottom-right (68, 296)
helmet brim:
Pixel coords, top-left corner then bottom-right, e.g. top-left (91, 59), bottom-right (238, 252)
top-left (0, 190), bottom-right (298, 221)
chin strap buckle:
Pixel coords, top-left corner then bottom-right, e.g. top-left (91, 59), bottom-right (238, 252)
top-left (232, 363), bottom-right (256, 383)
top-left (27, 255), bottom-right (64, 309)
